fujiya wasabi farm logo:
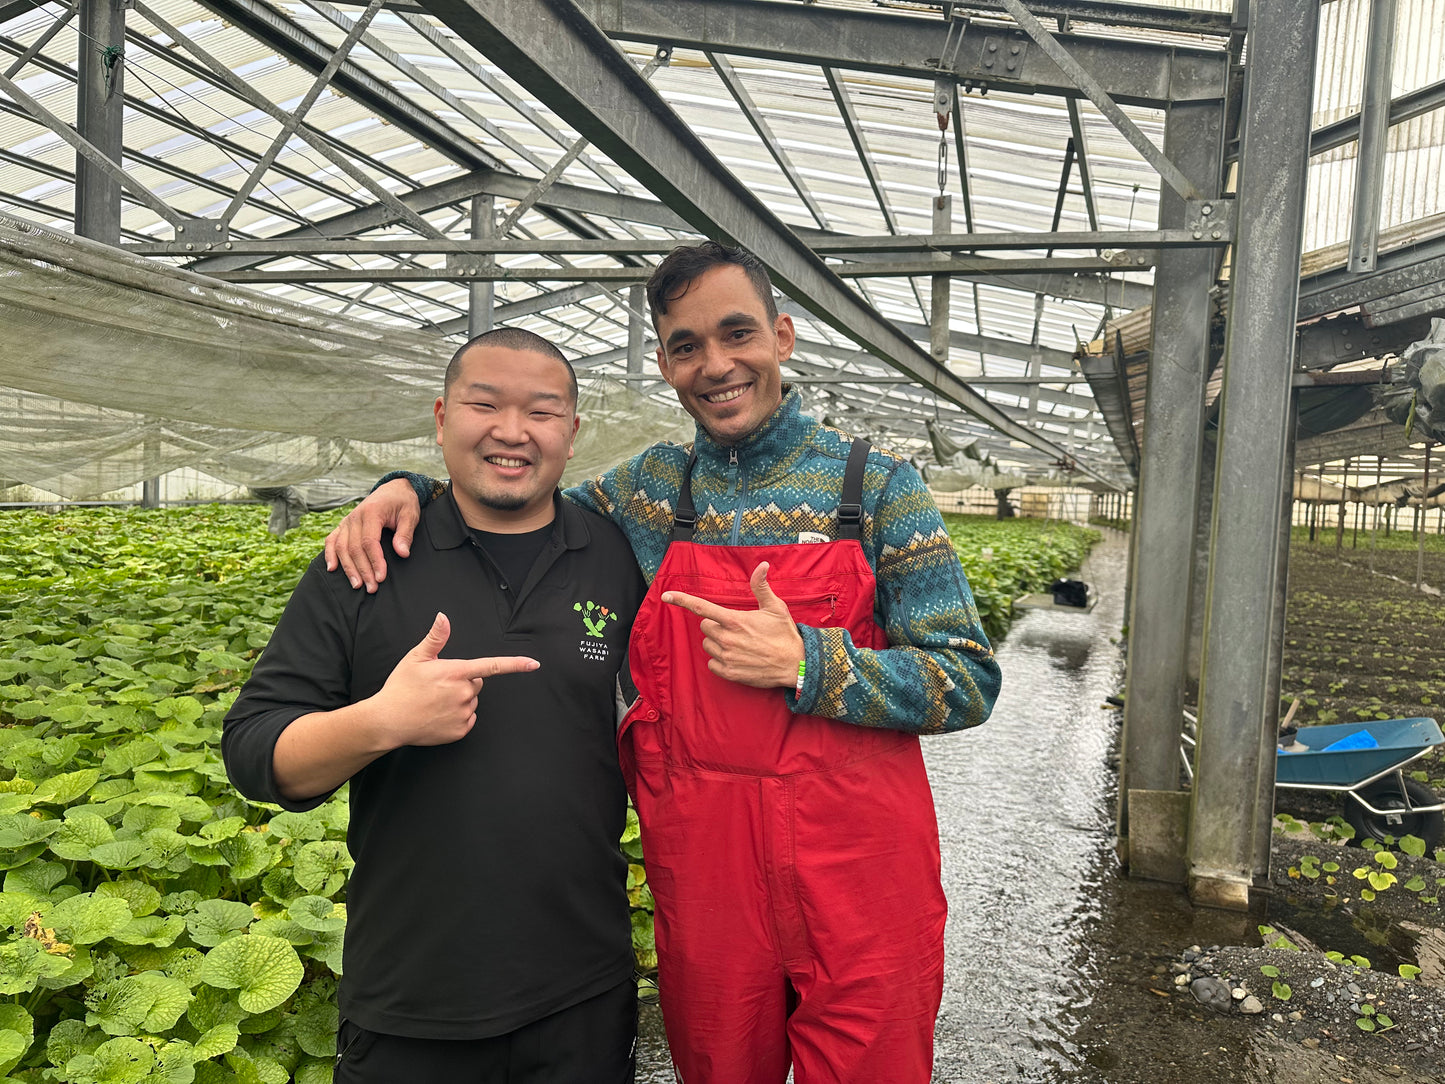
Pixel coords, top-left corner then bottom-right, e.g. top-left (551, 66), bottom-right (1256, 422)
top-left (574, 600), bottom-right (617, 662)
top-left (574, 599), bottom-right (617, 638)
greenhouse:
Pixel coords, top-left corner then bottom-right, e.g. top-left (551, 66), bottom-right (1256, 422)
top-left (3, 0), bottom-right (1445, 1080)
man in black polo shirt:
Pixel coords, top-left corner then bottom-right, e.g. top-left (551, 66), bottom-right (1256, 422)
top-left (222, 328), bottom-right (646, 1083)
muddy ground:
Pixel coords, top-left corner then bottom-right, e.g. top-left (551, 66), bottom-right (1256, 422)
top-left (1065, 541), bottom-right (1445, 1084)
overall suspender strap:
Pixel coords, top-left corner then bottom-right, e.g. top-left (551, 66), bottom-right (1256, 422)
top-left (671, 441), bottom-right (871, 543)
top-left (838, 439), bottom-right (871, 541)
top-left (672, 451), bottom-right (699, 542)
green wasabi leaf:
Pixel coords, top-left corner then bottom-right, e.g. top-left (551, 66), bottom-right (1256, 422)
top-left (0, 812), bottom-right (62, 849)
top-left (88, 839), bottom-right (151, 871)
top-left (0, 1028), bottom-right (28, 1076)
top-left (134, 973), bottom-right (194, 1033)
top-left (185, 900), bottom-right (255, 948)
top-left (186, 985), bottom-right (245, 1035)
top-left (0, 1002), bottom-right (34, 1075)
top-left (287, 897), bottom-right (345, 934)
top-left (111, 915), bottom-right (186, 948)
top-left (5, 858), bottom-right (67, 898)
top-left (121, 804), bottom-right (182, 835)
top-left (45, 892), bottom-right (133, 945)
top-left (290, 1000), bottom-right (337, 1059)
top-left (265, 812), bottom-right (326, 842)
top-left (291, 841), bottom-right (351, 897)
top-left (96, 880), bottom-right (161, 918)
top-left (102, 739), bottom-right (164, 777)
top-left (30, 769), bottom-right (102, 806)
top-left (192, 1022), bottom-right (240, 1060)
top-left (49, 814), bottom-right (116, 861)
top-left (0, 936), bottom-right (75, 994)
top-left (199, 935), bottom-right (304, 1014)
top-left (69, 1035), bottom-right (156, 1083)
top-left (294, 1057), bottom-right (335, 1084)
top-left (47, 1016), bottom-right (103, 1068)
top-left (218, 833), bottom-right (273, 882)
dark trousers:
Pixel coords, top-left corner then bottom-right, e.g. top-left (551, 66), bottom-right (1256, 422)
top-left (334, 978), bottom-right (637, 1084)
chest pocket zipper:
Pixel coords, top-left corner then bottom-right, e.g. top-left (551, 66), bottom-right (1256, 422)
top-left (700, 590), bottom-right (838, 623)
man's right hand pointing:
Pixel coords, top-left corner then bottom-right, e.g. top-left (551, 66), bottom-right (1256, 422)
top-left (374, 613), bottom-right (540, 747)
top-left (271, 612), bottom-right (540, 802)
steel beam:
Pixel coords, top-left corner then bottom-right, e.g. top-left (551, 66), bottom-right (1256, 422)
top-left (907, 0), bottom-right (1235, 36)
top-left (468, 195), bottom-right (494, 337)
top-left (1190, 0), bottom-right (1320, 912)
top-left (839, 253), bottom-right (1159, 276)
top-left (74, 0), bottom-right (125, 241)
top-left (564, 0), bottom-right (1229, 107)
top-left (1310, 76), bottom-right (1445, 156)
top-left (415, 0), bottom-right (1098, 478)
top-left (710, 51), bottom-right (829, 230)
top-left (1298, 233), bottom-right (1445, 323)
top-left (1119, 99), bottom-right (1224, 880)
top-left (4, 0), bottom-right (76, 80)
top-left (997, 0), bottom-right (1200, 201)
top-left (134, 229), bottom-right (1217, 259)
top-left (176, 170), bottom-right (1151, 308)
top-left (205, 256), bottom-right (1155, 284)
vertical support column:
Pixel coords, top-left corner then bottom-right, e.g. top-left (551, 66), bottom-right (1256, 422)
top-left (1418, 443), bottom-right (1432, 588)
top-left (468, 195), bottom-right (495, 338)
top-left (1117, 100), bottom-right (1224, 882)
top-left (1253, 389), bottom-right (1299, 881)
top-left (76, 0), bottom-right (125, 243)
top-left (140, 433), bottom-right (160, 508)
top-left (930, 195), bottom-right (952, 365)
top-left (627, 283), bottom-right (645, 378)
top-left (1189, 0), bottom-right (1321, 911)
top-left (1336, 457), bottom-right (1349, 553)
top-left (1348, 0), bottom-right (1398, 274)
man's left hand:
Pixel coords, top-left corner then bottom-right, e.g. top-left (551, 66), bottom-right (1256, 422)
top-left (662, 562), bottom-right (805, 690)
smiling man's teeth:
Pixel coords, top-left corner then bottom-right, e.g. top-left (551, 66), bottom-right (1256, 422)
top-left (703, 387), bottom-right (746, 403)
top-left (487, 456), bottom-right (527, 467)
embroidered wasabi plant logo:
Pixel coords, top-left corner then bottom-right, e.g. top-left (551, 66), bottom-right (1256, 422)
top-left (574, 600), bottom-right (617, 638)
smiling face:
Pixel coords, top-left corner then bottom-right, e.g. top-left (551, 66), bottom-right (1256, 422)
top-left (653, 264), bottom-right (793, 446)
top-left (434, 345), bottom-right (579, 533)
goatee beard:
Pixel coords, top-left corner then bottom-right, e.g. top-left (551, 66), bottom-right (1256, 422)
top-left (477, 491), bottom-right (527, 511)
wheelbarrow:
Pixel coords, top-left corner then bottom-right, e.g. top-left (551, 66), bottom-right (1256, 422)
top-left (1275, 717), bottom-right (1444, 848)
top-left (1180, 714), bottom-right (1445, 847)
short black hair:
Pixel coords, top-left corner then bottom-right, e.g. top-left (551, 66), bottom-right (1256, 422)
top-left (645, 241), bottom-right (778, 333)
top-left (443, 326), bottom-right (577, 405)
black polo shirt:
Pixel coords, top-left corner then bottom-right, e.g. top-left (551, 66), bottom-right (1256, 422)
top-left (222, 488), bottom-right (646, 1040)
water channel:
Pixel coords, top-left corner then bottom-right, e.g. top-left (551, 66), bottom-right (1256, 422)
top-left (636, 528), bottom-right (1151, 1081)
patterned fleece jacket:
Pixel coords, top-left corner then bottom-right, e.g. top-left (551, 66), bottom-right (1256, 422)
top-left (400, 388), bottom-right (1000, 734)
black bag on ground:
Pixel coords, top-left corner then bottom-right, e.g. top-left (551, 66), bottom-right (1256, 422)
top-left (1048, 578), bottom-right (1089, 608)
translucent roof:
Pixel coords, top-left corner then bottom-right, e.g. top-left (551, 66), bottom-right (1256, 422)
top-left (2, 0), bottom-right (1443, 497)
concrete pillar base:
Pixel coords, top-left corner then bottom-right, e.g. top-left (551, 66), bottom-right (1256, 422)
top-left (1125, 789), bottom-right (1189, 883)
top-left (1188, 870), bottom-right (1252, 911)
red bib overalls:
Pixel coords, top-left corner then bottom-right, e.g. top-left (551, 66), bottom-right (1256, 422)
top-left (619, 443), bottom-right (947, 1084)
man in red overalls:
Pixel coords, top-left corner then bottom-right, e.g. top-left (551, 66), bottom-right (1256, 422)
top-left (325, 243), bottom-right (1001, 1083)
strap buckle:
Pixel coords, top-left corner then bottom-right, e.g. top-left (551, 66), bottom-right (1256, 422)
top-left (837, 502), bottom-right (863, 526)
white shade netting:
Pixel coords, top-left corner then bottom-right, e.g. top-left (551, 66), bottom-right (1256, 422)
top-left (0, 214), bottom-right (690, 499)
